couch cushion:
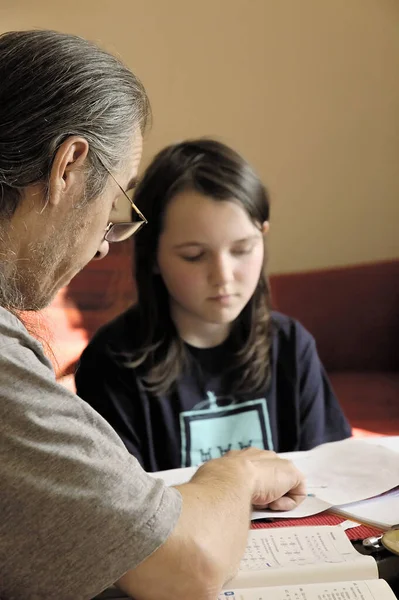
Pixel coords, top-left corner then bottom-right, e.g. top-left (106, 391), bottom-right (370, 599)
top-left (329, 371), bottom-right (399, 435)
top-left (270, 260), bottom-right (399, 372)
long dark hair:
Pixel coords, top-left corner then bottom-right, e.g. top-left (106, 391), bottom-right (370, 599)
top-left (132, 138), bottom-right (272, 395)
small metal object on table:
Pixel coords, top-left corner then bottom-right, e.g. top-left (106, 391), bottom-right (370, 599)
top-left (355, 526), bottom-right (399, 598)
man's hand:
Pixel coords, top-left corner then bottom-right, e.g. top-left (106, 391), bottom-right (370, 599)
top-left (117, 447), bottom-right (306, 599)
top-left (193, 447), bottom-right (306, 511)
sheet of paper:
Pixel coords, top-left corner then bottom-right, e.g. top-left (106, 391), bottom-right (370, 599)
top-left (290, 438), bottom-right (399, 506)
top-left (150, 437), bottom-right (399, 519)
top-left (334, 487), bottom-right (399, 529)
top-left (229, 527), bottom-right (377, 588)
top-left (252, 495), bottom-right (332, 520)
top-left (253, 438), bottom-right (399, 518)
top-left (363, 436), bottom-right (399, 453)
top-left (219, 579), bottom-right (394, 600)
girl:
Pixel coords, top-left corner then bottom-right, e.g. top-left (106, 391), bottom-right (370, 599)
top-left (75, 139), bottom-right (351, 471)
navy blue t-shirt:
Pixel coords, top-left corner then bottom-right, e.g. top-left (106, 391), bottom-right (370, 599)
top-left (75, 309), bottom-right (351, 472)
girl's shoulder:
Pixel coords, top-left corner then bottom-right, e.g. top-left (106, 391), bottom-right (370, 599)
top-left (87, 304), bottom-right (141, 355)
top-left (270, 310), bottom-right (315, 349)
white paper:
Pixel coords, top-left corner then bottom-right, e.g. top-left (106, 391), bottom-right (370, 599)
top-left (334, 487), bottom-right (399, 529)
top-left (252, 438), bottom-right (399, 519)
top-left (363, 436), bottom-right (399, 453)
top-left (251, 495), bottom-right (332, 520)
top-left (339, 520), bottom-right (364, 531)
top-left (290, 438), bottom-right (399, 506)
top-left (219, 579), bottom-right (395, 600)
top-left (150, 437), bottom-right (399, 520)
top-left (229, 527), bottom-right (377, 588)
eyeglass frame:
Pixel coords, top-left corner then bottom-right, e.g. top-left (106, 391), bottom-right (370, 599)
top-left (98, 159), bottom-right (147, 243)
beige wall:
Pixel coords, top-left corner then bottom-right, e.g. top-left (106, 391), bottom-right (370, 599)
top-left (2, 0), bottom-right (398, 273)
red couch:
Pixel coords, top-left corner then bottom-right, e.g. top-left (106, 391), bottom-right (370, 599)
top-left (270, 260), bottom-right (399, 436)
top-left (48, 250), bottom-right (398, 436)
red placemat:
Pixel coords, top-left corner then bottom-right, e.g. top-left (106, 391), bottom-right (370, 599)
top-left (251, 511), bottom-right (383, 540)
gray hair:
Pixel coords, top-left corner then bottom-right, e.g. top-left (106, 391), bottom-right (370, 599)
top-left (0, 29), bottom-right (150, 218)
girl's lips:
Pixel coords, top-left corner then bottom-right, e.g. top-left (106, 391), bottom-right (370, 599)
top-left (208, 294), bottom-right (236, 305)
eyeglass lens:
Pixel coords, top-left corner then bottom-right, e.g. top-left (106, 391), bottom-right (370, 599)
top-left (105, 221), bottom-right (145, 242)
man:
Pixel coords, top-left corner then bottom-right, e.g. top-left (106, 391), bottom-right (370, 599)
top-left (0, 29), bottom-right (305, 599)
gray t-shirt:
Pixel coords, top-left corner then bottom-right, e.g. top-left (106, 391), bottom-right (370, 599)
top-left (0, 307), bottom-right (182, 599)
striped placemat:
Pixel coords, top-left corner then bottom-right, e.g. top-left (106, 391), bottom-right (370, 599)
top-left (251, 511), bottom-right (383, 540)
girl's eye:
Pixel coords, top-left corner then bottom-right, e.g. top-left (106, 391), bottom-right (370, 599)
top-left (181, 253), bottom-right (205, 262)
top-left (232, 246), bottom-right (253, 256)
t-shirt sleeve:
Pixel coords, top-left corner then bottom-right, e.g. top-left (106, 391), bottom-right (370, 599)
top-left (296, 324), bottom-right (352, 450)
top-left (0, 314), bottom-right (182, 600)
top-left (75, 340), bottom-right (145, 465)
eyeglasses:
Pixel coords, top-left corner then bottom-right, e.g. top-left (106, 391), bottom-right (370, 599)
top-left (102, 166), bottom-right (147, 243)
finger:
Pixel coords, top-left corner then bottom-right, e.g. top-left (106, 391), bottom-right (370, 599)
top-left (253, 486), bottom-right (307, 511)
top-left (289, 479), bottom-right (307, 498)
top-left (267, 479), bottom-right (307, 510)
top-left (268, 491), bottom-right (306, 511)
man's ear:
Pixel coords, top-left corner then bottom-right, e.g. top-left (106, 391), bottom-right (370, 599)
top-left (48, 136), bottom-right (90, 207)
top-left (261, 221), bottom-right (270, 235)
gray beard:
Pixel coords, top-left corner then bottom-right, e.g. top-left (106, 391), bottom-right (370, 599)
top-left (0, 248), bottom-right (57, 312)
top-left (0, 261), bottom-right (27, 311)
top-left (0, 200), bottom-right (92, 312)
top-left (0, 218), bottom-right (72, 311)
top-left (0, 221), bottom-right (34, 311)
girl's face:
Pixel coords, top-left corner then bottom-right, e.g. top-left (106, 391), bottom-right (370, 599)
top-left (156, 189), bottom-right (267, 347)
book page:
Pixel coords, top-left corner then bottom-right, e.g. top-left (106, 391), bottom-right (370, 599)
top-left (229, 527), bottom-right (377, 588)
top-left (219, 579), bottom-right (395, 600)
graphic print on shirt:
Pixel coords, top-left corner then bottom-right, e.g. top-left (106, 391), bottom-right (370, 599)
top-left (179, 391), bottom-right (273, 467)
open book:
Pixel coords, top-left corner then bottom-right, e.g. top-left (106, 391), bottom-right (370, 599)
top-left (96, 524), bottom-right (394, 600)
top-left (218, 579), bottom-right (395, 600)
top-left (228, 526), bottom-right (378, 588)
top-left (218, 526), bottom-right (396, 599)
